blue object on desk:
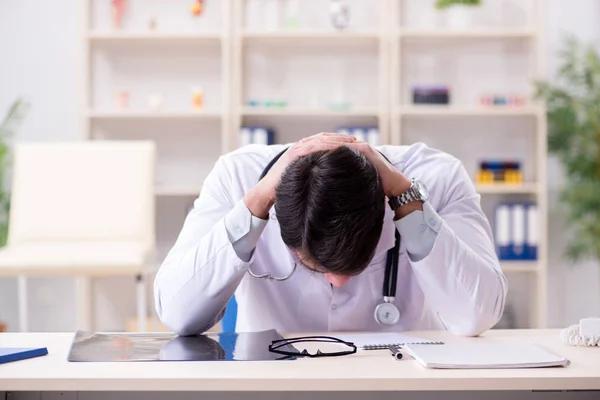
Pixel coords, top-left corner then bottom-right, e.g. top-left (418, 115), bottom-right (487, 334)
top-left (222, 296), bottom-right (237, 332)
top-left (0, 347), bottom-right (48, 364)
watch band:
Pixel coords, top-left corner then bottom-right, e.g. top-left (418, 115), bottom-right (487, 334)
top-left (388, 178), bottom-right (421, 210)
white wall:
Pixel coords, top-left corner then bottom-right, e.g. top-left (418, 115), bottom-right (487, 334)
top-left (0, 0), bottom-right (599, 332)
top-left (0, 0), bottom-right (136, 331)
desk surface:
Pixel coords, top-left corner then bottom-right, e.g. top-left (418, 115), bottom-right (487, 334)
top-left (1, 329), bottom-right (599, 392)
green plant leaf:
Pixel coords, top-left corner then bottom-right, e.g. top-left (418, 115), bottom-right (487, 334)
top-left (537, 35), bottom-right (600, 262)
top-left (0, 98), bottom-right (29, 247)
top-left (435, 0), bottom-right (481, 10)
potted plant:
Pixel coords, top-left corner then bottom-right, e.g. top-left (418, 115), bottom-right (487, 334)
top-left (0, 98), bottom-right (29, 247)
top-left (535, 36), bottom-right (600, 262)
top-left (435, 0), bottom-right (482, 29)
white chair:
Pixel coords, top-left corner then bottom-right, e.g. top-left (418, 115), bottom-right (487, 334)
top-left (0, 141), bottom-right (156, 332)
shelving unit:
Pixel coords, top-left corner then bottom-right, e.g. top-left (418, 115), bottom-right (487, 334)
top-left (501, 261), bottom-right (540, 274)
top-left (399, 28), bottom-right (535, 39)
top-left (88, 110), bottom-right (223, 120)
top-left (241, 107), bottom-right (380, 117)
top-left (475, 183), bottom-right (539, 194)
top-left (398, 105), bottom-right (542, 117)
top-left (78, 0), bottom-right (547, 330)
top-left (231, 0), bottom-right (390, 148)
top-left (79, 0), bottom-right (233, 290)
top-left (88, 33), bottom-right (222, 42)
top-left (242, 31), bottom-right (380, 41)
top-left (391, 0), bottom-right (547, 328)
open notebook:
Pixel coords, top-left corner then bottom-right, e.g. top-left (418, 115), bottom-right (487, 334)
top-left (404, 341), bottom-right (570, 369)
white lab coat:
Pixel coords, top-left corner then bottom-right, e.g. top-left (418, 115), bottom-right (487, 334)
top-left (154, 142), bottom-right (507, 336)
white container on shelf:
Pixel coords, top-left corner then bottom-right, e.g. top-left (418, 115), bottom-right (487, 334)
top-left (444, 6), bottom-right (475, 29)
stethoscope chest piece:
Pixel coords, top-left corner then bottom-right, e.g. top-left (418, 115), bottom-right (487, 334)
top-left (374, 297), bottom-right (400, 325)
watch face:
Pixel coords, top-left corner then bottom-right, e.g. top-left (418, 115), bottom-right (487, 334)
top-left (415, 180), bottom-right (428, 201)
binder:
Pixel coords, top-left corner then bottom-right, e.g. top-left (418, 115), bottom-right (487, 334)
top-left (253, 128), bottom-right (269, 145)
top-left (239, 127), bottom-right (252, 147)
top-left (367, 128), bottom-right (379, 146)
top-left (495, 204), bottom-right (511, 260)
top-left (511, 203), bottom-right (526, 259)
top-left (494, 201), bottom-right (538, 260)
top-left (337, 128), bottom-right (351, 136)
top-left (336, 126), bottom-right (379, 145)
top-left (352, 128), bottom-right (366, 142)
top-left (526, 203), bottom-right (538, 260)
top-left (239, 126), bottom-right (275, 146)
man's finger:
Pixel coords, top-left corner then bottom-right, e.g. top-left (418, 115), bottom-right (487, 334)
top-left (305, 135), bottom-right (356, 145)
top-left (297, 141), bottom-right (346, 156)
top-left (301, 132), bottom-right (354, 142)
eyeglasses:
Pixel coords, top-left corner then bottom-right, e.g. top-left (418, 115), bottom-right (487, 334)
top-left (268, 336), bottom-right (357, 358)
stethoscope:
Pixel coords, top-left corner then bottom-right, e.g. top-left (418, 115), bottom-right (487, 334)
top-left (247, 148), bottom-right (401, 325)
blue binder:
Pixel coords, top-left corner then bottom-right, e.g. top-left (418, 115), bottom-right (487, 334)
top-left (494, 203), bottom-right (512, 260)
top-left (0, 347), bottom-right (48, 364)
top-left (494, 201), bottom-right (538, 261)
top-left (511, 203), bottom-right (527, 260)
top-left (525, 203), bottom-right (539, 260)
top-left (239, 126), bottom-right (275, 146)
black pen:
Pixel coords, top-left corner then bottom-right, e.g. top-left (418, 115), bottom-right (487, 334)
top-left (388, 345), bottom-right (403, 360)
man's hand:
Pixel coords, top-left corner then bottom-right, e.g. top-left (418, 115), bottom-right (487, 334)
top-left (244, 132), bottom-right (356, 219)
top-left (347, 141), bottom-right (410, 197)
top-left (348, 141), bottom-right (422, 219)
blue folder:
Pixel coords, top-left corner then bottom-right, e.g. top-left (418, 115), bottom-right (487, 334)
top-left (0, 347), bottom-right (48, 364)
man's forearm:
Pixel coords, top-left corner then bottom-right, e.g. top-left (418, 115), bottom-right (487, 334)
top-left (226, 180), bottom-right (280, 261)
top-left (243, 183), bottom-right (274, 220)
top-left (387, 172), bottom-right (424, 220)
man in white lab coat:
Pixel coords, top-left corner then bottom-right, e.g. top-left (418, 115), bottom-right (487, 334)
top-left (154, 133), bottom-right (507, 336)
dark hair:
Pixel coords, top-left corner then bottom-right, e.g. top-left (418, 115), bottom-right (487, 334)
top-left (274, 146), bottom-right (385, 276)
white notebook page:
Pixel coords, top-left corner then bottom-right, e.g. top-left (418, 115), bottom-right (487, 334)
top-left (404, 341), bottom-right (570, 369)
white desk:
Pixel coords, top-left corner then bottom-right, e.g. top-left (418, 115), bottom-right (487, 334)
top-left (1, 329), bottom-right (599, 392)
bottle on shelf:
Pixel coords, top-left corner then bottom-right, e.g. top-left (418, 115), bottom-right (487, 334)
top-left (191, 86), bottom-right (204, 110)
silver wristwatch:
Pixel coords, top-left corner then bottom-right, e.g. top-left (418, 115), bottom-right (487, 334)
top-left (388, 178), bottom-right (429, 210)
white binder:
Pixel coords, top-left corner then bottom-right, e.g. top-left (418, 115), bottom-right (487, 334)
top-left (352, 128), bottom-right (366, 142)
top-left (253, 128), bottom-right (269, 145)
top-left (495, 204), bottom-right (511, 259)
top-left (240, 127), bottom-right (252, 147)
top-left (512, 204), bottom-right (526, 259)
top-left (367, 128), bottom-right (379, 146)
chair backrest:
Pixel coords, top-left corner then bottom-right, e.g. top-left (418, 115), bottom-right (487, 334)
top-left (8, 141), bottom-right (156, 251)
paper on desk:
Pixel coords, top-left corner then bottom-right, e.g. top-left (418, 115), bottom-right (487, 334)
top-left (403, 341), bottom-right (571, 369)
top-left (335, 333), bottom-right (443, 349)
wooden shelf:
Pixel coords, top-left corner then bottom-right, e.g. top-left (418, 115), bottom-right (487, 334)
top-left (241, 107), bottom-right (379, 117)
top-left (88, 111), bottom-right (222, 120)
top-left (398, 106), bottom-right (541, 117)
top-left (476, 183), bottom-right (539, 194)
top-left (154, 186), bottom-right (199, 197)
top-left (242, 31), bottom-right (379, 42)
top-left (501, 261), bottom-right (539, 273)
top-left (399, 29), bottom-right (535, 39)
top-left (88, 32), bottom-right (222, 43)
